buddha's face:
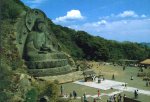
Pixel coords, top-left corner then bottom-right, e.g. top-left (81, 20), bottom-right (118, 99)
top-left (38, 22), bottom-right (46, 32)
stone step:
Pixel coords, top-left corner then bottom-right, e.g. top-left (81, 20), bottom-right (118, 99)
top-left (28, 65), bottom-right (72, 77)
top-left (26, 59), bottom-right (68, 69)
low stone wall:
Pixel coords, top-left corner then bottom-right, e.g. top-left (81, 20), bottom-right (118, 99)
top-left (36, 71), bottom-right (84, 83)
top-left (28, 65), bottom-right (72, 77)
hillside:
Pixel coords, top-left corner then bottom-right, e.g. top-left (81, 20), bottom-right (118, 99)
top-left (50, 22), bottom-right (150, 61)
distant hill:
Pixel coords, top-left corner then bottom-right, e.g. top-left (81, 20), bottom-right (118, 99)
top-left (50, 22), bottom-right (150, 61)
top-left (140, 43), bottom-right (150, 48)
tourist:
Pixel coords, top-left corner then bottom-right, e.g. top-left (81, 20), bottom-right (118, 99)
top-left (124, 83), bottom-right (127, 89)
top-left (69, 93), bottom-right (72, 99)
top-left (134, 90), bottom-right (138, 99)
top-left (130, 76), bottom-right (133, 80)
top-left (93, 98), bottom-right (96, 102)
top-left (137, 90), bottom-right (139, 98)
top-left (123, 94), bottom-right (126, 102)
top-left (83, 93), bottom-right (87, 102)
top-left (146, 81), bottom-right (149, 87)
top-left (110, 96), bottom-right (114, 102)
top-left (73, 90), bottom-right (77, 99)
top-left (107, 96), bottom-right (111, 102)
top-left (103, 76), bottom-right (105, 81)
top-left (60, 85), bottom-right (64, 96)
top-left (98, 78), bottom-right (101, 83)
top-left (117, 94), bottom-right (122, 102)
top-left (113, 94), bottom-right (117, 102)
top-left (140, 67), bottom-right (144, 72)
top-left (112, 74), bottom-right (115, 80)
top-left (97, 89), bottom-right (100, 97)
top-left (123, 66), bottom-right (126, 71)
top-left (92, 75), bottom-right (96, 82)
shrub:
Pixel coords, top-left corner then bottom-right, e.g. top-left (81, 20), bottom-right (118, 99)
top-left (43, 83), bottom-right (59, 102)
top-left (1, 0), bottom-right (23, 20)
top-left (25, 88), bottom-right (38, 102)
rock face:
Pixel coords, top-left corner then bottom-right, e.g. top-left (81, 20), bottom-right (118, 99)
top-left (16, 9), bottom-right (76, 76)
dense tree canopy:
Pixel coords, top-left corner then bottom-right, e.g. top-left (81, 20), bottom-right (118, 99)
top-left (50, 23), bottom-right (150, 61)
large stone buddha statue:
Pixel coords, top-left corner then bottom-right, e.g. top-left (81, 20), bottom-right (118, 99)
top-left (24, 18), bottom-right (59, 58)
top-left (16, 9), bottom-right (76, 77)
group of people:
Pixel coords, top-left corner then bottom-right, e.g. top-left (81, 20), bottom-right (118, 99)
top-left (69, 90), bottom-right (77, 99)
top-left (60, 85), bottom-right (77, 99)
top-left (91, 75), bottom-right (105, 83)
top-left (107, 93), bottom-right (126, 102)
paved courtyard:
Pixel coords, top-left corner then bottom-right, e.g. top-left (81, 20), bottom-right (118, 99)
top-left (73, 79), bottom-right (150, 96)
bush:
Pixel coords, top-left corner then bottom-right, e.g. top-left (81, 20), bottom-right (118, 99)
top-left (137, 72), bottom-right (146, 77)
top-left (0, 92), bottom-right (9, 102)
top-left (143, 77), bottom-right (150, 81)
top-left (25, 88), bottom-right (38, 102)
top-left (1, 0), bottom-right (23, 20)
top-left (43, 83), bottom-right (59, 102)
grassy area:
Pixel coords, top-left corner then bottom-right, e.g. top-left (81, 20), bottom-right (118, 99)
top-left (62, 83), bottom-right (116, 96)
top-left (61, 82), bottom-right (118, 102)
top-left (92, 62), bottom-right (150, 90)
top-left (61, 62), bottom-right (150, 102)
top-left (121, 91), bottom-right (150, 102)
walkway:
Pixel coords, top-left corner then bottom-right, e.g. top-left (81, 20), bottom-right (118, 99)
top-left (73, 79), bottom-right (150, 96)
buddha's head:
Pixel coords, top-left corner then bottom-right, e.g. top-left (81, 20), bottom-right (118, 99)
top-left (35, 18), bottom-right (46, 32)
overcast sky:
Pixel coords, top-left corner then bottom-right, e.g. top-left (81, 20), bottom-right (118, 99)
top-left (21, 0), bottom-right (150, 43)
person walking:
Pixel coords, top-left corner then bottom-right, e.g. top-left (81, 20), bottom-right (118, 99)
top-left (112, 74), bottom-right (115, 80)
top-left (123, 66), bottom-right (126, 71)
top-left (93, 98), bottom-right (96, 102)
top-left (113, 94), bottom-right (117, 102)
top-left (134, 90), bottom-right (138, 99)
top-left (83, 93), bottom-right (87, 102)
top-left (146, 81), bottom-right (149, 87)
top-left (123, 94), bottom-right (126, 102)
top-left (60, 85), bottom-right (64, 96)
top-left (130, 76), bottom-right (133, 80)
top-left (98, 89), bottom-right (100, 97)
top-left (117, 94), bottom-right (122, 102)
top-left (124, 83), bottom-right (127, 89)
top-left (69, 93), bottom-right (72, 99)
top-left (73, 90), bottom-right (77, 99)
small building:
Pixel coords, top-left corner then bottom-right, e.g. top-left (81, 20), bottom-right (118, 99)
top-left (140, 59), bottom-right (150, 68)
top-left (83, 70), bottom-right (96, 82)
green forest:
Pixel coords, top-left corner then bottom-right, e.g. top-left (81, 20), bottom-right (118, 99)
top-left (50, 20), bottom-right (150, 61)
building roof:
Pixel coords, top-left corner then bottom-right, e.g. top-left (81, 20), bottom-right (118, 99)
top-left (140, 59), bottom-right (150, 65)
top-left (83, 70), bottom-right (96, 76)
